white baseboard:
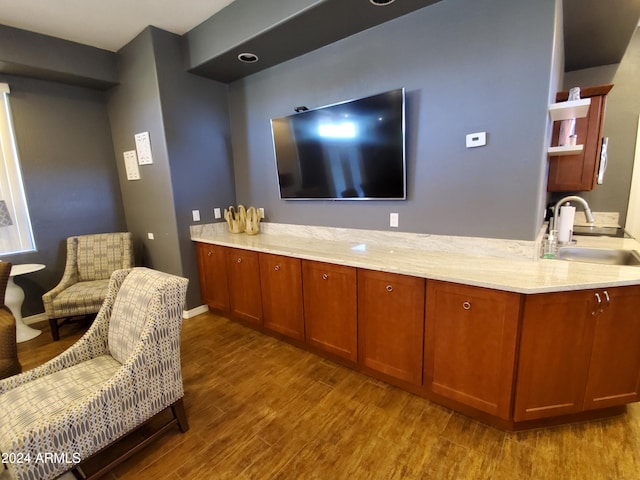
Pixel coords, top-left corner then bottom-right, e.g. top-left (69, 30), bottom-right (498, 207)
top-left (183, 304), bottom-right (209, 319)
top-left (23, 313), bottom-right (48, 326)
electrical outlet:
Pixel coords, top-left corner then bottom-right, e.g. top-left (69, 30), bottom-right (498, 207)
top-left (214, 208), bottom-right (221, 219)
top-left (258, 207), bottom-right (265, 217)
top-left (192, 210), bottom-right (200, 222)
top-left (148, 233), bottom-right (154, 240)
top-left (390, 213), bottom-right (399, 228)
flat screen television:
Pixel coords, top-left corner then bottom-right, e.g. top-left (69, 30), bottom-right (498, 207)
top-left (270, 88), bottom-right (406, 200)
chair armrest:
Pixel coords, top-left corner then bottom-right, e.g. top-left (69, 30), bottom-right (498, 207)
top-left (0, 269), bottom-right (131, 394)
top-left (42, 238), bottom-right (80, 316)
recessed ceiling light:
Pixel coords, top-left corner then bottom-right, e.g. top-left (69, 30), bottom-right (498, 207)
top-left (369, 0), bottom-right (396, 6)
top-left (237, 52), bottom-right (259, 63)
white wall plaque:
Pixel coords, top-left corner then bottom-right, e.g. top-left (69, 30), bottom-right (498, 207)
top-left (123, 150), bottom-right (140, 180)
top-left (135, 131), bottom-right (153, 165)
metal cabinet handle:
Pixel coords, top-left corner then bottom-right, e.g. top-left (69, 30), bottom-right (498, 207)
top-left (274, 265), bottom-right (281, 271)
top-left (462, 301), bottom-right (471, 310)
top-left (237, 257), bottom-right (242, 263)
top-left (593, 292), bottom-right (602, 316)
top-left (322, 273), bottom-right (329, 280)
top-left (386, 285), bottom-right (393, 292)
top-left (603, 290), bottom-right (610, 307)
top-left (207, 251), bottom-right (213, 257)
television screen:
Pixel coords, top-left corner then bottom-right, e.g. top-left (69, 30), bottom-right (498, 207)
top-left (270, 88), bottom-right (406, 200)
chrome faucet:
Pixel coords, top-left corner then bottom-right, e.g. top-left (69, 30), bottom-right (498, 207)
top-left (552, 195), bottom-right (595, 231)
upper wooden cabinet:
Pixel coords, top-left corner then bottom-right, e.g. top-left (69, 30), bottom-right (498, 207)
top-left (358, 269), bottom-right (425, 387)
top-left (195, 242), bottom-right (230, 312)
top-left (302, 260), bottom-right (357, 362)
top-left (259, 253), bottom-right (304, 341)
top-left (225, 248), bottom-right (263, 326)
top-left (547, 84), bottom-right (613, 192)
top-left (424, 281), bottom-right (520, 420)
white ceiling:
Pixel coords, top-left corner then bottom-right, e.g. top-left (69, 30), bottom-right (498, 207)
top-left (0, 0), bottom-right (238, 52)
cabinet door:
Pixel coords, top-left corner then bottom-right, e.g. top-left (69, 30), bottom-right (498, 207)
top-left (425, 281), bottom-right (520, 419)
top-left (195, 242), bottom-right (230, 312)
top-left (302, 260), bottom-right (357, 362)
top-left (259, 253), bottom-right (304, 341)
top-left (358, 269), bottom-right (425, 386)
top-left (514, 290), bottom-right (596, 421)
top-left (583, 286), bottom-right (640, 410)
top-left (547, 85), bottom-right (612, 192)
top-left (225, 248), bottom-right (262, 326)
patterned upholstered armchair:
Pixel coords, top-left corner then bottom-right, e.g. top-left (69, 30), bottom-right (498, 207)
top-left (42, 232), bottom-right (134, 340)
top-left (0, 267), bottom-right (189, 480)
top-left (0, 261), bottom-right (20, 379)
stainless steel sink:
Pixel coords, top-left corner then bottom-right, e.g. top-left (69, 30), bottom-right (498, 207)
top-left (556, 247), bottom-right (640, 266)
top-left (572, 225), bottom-right (631, 238)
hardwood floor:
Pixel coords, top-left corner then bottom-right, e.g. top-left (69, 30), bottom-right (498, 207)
top-left (17, 312), bottom-right (640, 480)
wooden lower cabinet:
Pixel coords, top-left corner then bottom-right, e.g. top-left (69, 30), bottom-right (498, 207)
top-left (195, 241), bottom-right (640, 430)
top-left (259, 253), bottom-right (304, 341)
top-left (302, 260), bottom-right (357, 362)
top-left (424, 281), bottom-right (520, 420)
top-left (195, 242), bottom-right (230, 312)
top-left (583, 286), bottom-right (640, 410)
top-left (358, 269), bottom-right (425, 386)
top-left (225, 248), bottom-right (263, 326)
top-left (514, 290), bottom-right (594, 421)
top-left (514, 285), bottom-right (640, 421)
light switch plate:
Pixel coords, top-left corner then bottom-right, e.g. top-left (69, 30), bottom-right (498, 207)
top-left (466, 131), bottom-right (487, 148)
top-left (390, 213), bottom-right (399, 228)
top-left (192, 210), bottom-right (200, 222)
top-left (214, 208), bottom-right (221, 219)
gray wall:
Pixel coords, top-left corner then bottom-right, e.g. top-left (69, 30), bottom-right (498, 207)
top-left (0, 24), bottom-right (117, 89)
top-left (107, 27), bottom-right (236, 309)
top-left (107, 28), bottom-right (183, 277)
top-left (0, 74), bottom-right (126, 316)
top-left (229, 0), bottom-right (559, 241)
top-left (562, 27), bottom-right (640, 226)
top-left (153, 28), bottom-right (236, 308)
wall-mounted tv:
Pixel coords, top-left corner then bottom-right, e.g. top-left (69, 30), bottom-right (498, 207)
top-left (270, 88), bottom-right (406, 200)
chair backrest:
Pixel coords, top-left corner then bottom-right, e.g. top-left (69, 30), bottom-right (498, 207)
top-left (73, 232), bottom-right (133, 282)
top-left (107, 268), bottom-right (188, 364)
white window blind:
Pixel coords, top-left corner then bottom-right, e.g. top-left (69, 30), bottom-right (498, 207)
top-left (0, 83), bottom-right (36, 254)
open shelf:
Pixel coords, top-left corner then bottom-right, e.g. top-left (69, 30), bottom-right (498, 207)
top-left (548, 98), bottom-right (591, 121)
top-left (548, 144), bottom-right (584, 156)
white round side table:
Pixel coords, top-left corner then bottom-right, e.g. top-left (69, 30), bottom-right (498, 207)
top-left (7, 263), bottom-right (45, 343)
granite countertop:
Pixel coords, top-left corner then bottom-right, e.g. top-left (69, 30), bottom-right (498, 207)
top-left (190, 222), bottom-right (640, 294)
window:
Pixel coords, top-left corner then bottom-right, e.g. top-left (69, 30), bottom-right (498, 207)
top-left (0, 83), bottom-right (35, 254)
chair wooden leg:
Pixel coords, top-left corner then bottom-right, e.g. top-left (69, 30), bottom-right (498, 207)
top-left (72, 400), bottom-right (189, 480)
top-left (48, 318), bottom-right (60, 341)
top-left (172, 398), bottom-right (189, 433)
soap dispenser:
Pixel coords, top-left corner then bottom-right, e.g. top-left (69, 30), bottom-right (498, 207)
top-left (543, 229), bottom-right (558, 258)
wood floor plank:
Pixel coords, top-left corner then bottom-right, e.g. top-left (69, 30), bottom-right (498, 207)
top-left (16, 312), bottom-right (640, 480)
